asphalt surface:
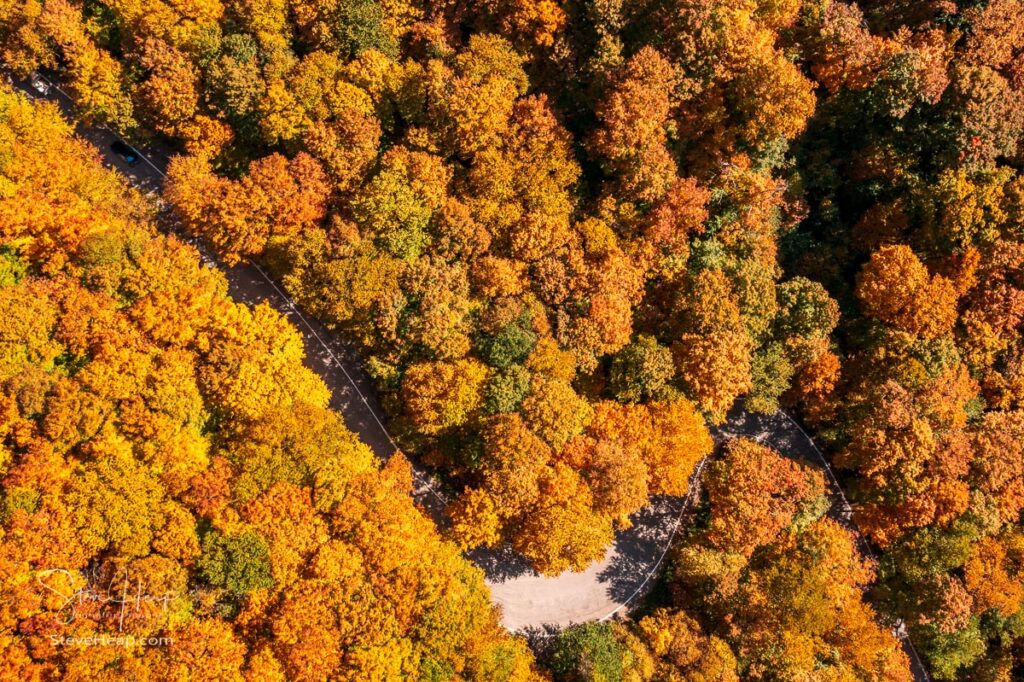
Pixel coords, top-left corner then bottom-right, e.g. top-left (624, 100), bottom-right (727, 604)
top-left (4, 71), bottom-right (929, 681)
top-left (2, 70), bottom-right (449, 517)
top-left (718, 409), bottom-right (931, 682)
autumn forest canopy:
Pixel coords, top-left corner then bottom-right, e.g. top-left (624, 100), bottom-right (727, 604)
top-left (2, 0), bottom-right (1024, 679)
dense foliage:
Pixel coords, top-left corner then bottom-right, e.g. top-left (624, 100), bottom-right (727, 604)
top-left (0, 86), bottom-right (537, 682)
top-left (5, 0), bottom-right (1024, 679)
top-left (549, 440), bottom-right (911, 681)
top-left (785, 2), bottom-right (1024, 677)
top-left (0, 0), bottom-right (837, 574)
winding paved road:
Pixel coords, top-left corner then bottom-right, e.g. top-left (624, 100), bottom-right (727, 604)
top-left (3, 69), bottom-right (450, 521)
top-left (5, 70), bottom-right (929, 681)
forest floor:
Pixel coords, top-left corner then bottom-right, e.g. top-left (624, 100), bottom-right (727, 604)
top-left (5, 69), bottom-right (929, 681)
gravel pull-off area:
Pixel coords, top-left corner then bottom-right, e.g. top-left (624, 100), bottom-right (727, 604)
top-left (477, 408), bottom-right (788, 634)
top-left (477, 493), bottom-right (694, 633)
top-left (6, 69), bottom-right (928, 681)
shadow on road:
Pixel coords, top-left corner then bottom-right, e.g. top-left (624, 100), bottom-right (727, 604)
top-left (467, 545), bottom-right (538, 583)
top-left (598, 496), bottom-right (683, 604)
top-left (2, 68), bottom-right (931, 680)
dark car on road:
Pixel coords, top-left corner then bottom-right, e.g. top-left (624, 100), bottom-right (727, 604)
top-left (110, 140), bottom-right (140, 166)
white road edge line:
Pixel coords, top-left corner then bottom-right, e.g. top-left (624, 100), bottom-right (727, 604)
top-left (251, 263), bottom-right (449, 507)
top-left (30, 70), bottom-right (447, 508)
top-left (33, 73), bottom-right (167, 180)
top-left (599, 455), bottom-right (710, 622)
top-left (15, 75), bottom-right (933, 675)
top-left (780, 411), bottom-right (931, 682)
